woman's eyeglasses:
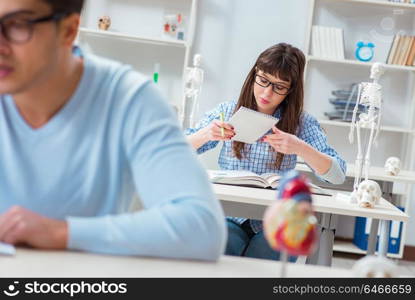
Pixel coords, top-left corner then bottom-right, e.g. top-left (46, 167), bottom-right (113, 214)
top-left (0, 12), bottom-right (68, 44)
top-left (255, 74), bottom-right (291, 95)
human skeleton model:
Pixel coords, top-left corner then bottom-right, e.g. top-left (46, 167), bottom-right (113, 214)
top-left (348, 63), bottom-right (385, 206)
top-left (182, 54), bottom-right (204, 128)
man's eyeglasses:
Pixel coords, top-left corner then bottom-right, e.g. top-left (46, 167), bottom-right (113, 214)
top-left (255, 74), bottom-right (291, 96)
top-left (0, 12), bottom-right (68, 44)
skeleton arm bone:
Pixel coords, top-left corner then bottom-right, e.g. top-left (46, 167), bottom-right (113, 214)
top-left (349, 83), bottom-right (362, 144)
top-left (353, 120), bottom-right (363, 192)
top-left (373, 99), bottom-right (382, 147)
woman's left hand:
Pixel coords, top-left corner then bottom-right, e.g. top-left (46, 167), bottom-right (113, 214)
top-left (262, 126), bottom-right (304, 155)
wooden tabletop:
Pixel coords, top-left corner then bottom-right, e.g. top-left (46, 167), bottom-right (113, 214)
top-left (213, 184), bottom-right (409, 222)
top-left (0, 248), bottom-right (352, 278)
top-left (295, 162), bottom-right (415, 184)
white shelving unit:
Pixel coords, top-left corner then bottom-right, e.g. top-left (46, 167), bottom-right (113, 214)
top-left (77, 0), bottom-right (199, 109)
top-left (304, 0), bottom-right (415, 258)
top-left (318, 119), bottom-right (413, 134)
top-left (308, 55), bottom-right (415, 72)
top-left (329, 0), bottom-right (415, 9)
top-left (333, 239), bottom-right (403, 258)
top-left (79, 28), bottom-right (188, 47)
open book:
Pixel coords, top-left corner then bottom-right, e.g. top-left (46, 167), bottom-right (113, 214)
top-left (208, 170), bottom-right (281, 188)
top-left (208, 170), bottom-right (332, 196)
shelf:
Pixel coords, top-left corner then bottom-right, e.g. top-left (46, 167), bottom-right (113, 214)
top-left (308, 0), bottom-right (414, 265)
top-left (337, 0), bottom-right (415, 9)
top-left (296, 161), bottom-right (415, 184)
top-left (79, 27), bottom-right (187, 48)
top-left (333, 239), bottom-right (402, 258)
top-left (318, 119), bottom-right (414, 134)
top-left (307, 56), bottom-right (415, 72)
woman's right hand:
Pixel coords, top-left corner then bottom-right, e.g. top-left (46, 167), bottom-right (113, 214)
top-left (204, 120), bottom-right (235, 141)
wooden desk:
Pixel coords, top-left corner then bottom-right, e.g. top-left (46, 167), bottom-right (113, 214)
top-left (214, 183), bottom-right (409, 266)
top-left (215, 184), bottom-right (408, 221)
top-left (0, 248), bottom-right (352, 278)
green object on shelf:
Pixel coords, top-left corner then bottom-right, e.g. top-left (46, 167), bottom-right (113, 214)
top-left (153, 63), bottom-right (160, 83)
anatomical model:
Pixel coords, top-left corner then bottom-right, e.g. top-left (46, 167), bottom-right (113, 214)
top-left (182, 54), bottom-right (204, 128)
top-left (349, 63), bottom-right (385, 207)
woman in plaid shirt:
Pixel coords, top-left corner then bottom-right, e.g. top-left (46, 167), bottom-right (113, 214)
top-left (186, 43), bottom-right (346, 261)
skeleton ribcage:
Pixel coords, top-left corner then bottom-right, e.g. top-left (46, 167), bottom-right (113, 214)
top-left (359, 82), bottom-right (382, 108)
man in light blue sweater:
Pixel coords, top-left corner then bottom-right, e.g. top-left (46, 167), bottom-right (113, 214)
top-left (0, 0), bottom-right (226, 260)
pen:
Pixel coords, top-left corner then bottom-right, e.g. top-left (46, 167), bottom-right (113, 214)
top-left (219, 112), bottom-right (225, 137)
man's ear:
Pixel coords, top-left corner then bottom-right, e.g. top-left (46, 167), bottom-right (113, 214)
top-left (59, 14), bottom-right (81, 47)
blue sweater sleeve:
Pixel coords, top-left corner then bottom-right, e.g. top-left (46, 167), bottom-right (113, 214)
top-left (298, 113), bottom-right (347, 184)
top-left (67, 82), bottom-right (226, 261)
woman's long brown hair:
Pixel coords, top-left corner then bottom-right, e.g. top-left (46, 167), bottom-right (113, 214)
top-left (232, 43), bottom-right (305, 169)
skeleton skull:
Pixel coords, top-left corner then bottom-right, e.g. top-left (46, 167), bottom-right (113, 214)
top-left (356, 180), bottom-right (381, 208)
top-left (98, 16), bottom-right (111, 30)
top-left (193, 54), bottom-right (202, 68)
top-left (353, 255), bottom-right (397, 278)
top-left (370, 62), bottom-right (385, 82)
top-left (384, 157), bottom-right (401, 176)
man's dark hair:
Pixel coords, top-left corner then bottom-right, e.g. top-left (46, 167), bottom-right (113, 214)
top-left (42, 0), bottom-right (85, 14)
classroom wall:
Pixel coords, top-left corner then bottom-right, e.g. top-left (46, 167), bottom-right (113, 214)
top-left (189, 0), bottom-right (415, 247)
top-left (191, 0), bottom-right (310, 168)
top-left (192, 0), bottom-right (309, 118)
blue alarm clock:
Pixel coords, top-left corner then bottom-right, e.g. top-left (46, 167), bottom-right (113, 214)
top-left (355, 41), bottom-right (375, 62)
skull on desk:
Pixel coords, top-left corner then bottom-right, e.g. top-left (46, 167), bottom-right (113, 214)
top-left (353, 255), bottom-right (397, 278)
top-left (384, 157), bottom-right (401, 176)
top-left (356, 180), bottom-right (381, 208)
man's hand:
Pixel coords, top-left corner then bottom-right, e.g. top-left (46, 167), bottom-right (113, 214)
top-left (0, 206), bottom-right (68, 249)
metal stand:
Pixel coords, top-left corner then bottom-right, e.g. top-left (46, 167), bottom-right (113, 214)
top-left (280, 251), bottom-right (288, 278)
top-left (378, 219), bottom-right (391, 256)
top-left (367, 218), bottom-right (379, 255)
top-left (366, 181), bottom-right (393, 256)
top-left (306, 213), bottom-right (338, 266)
